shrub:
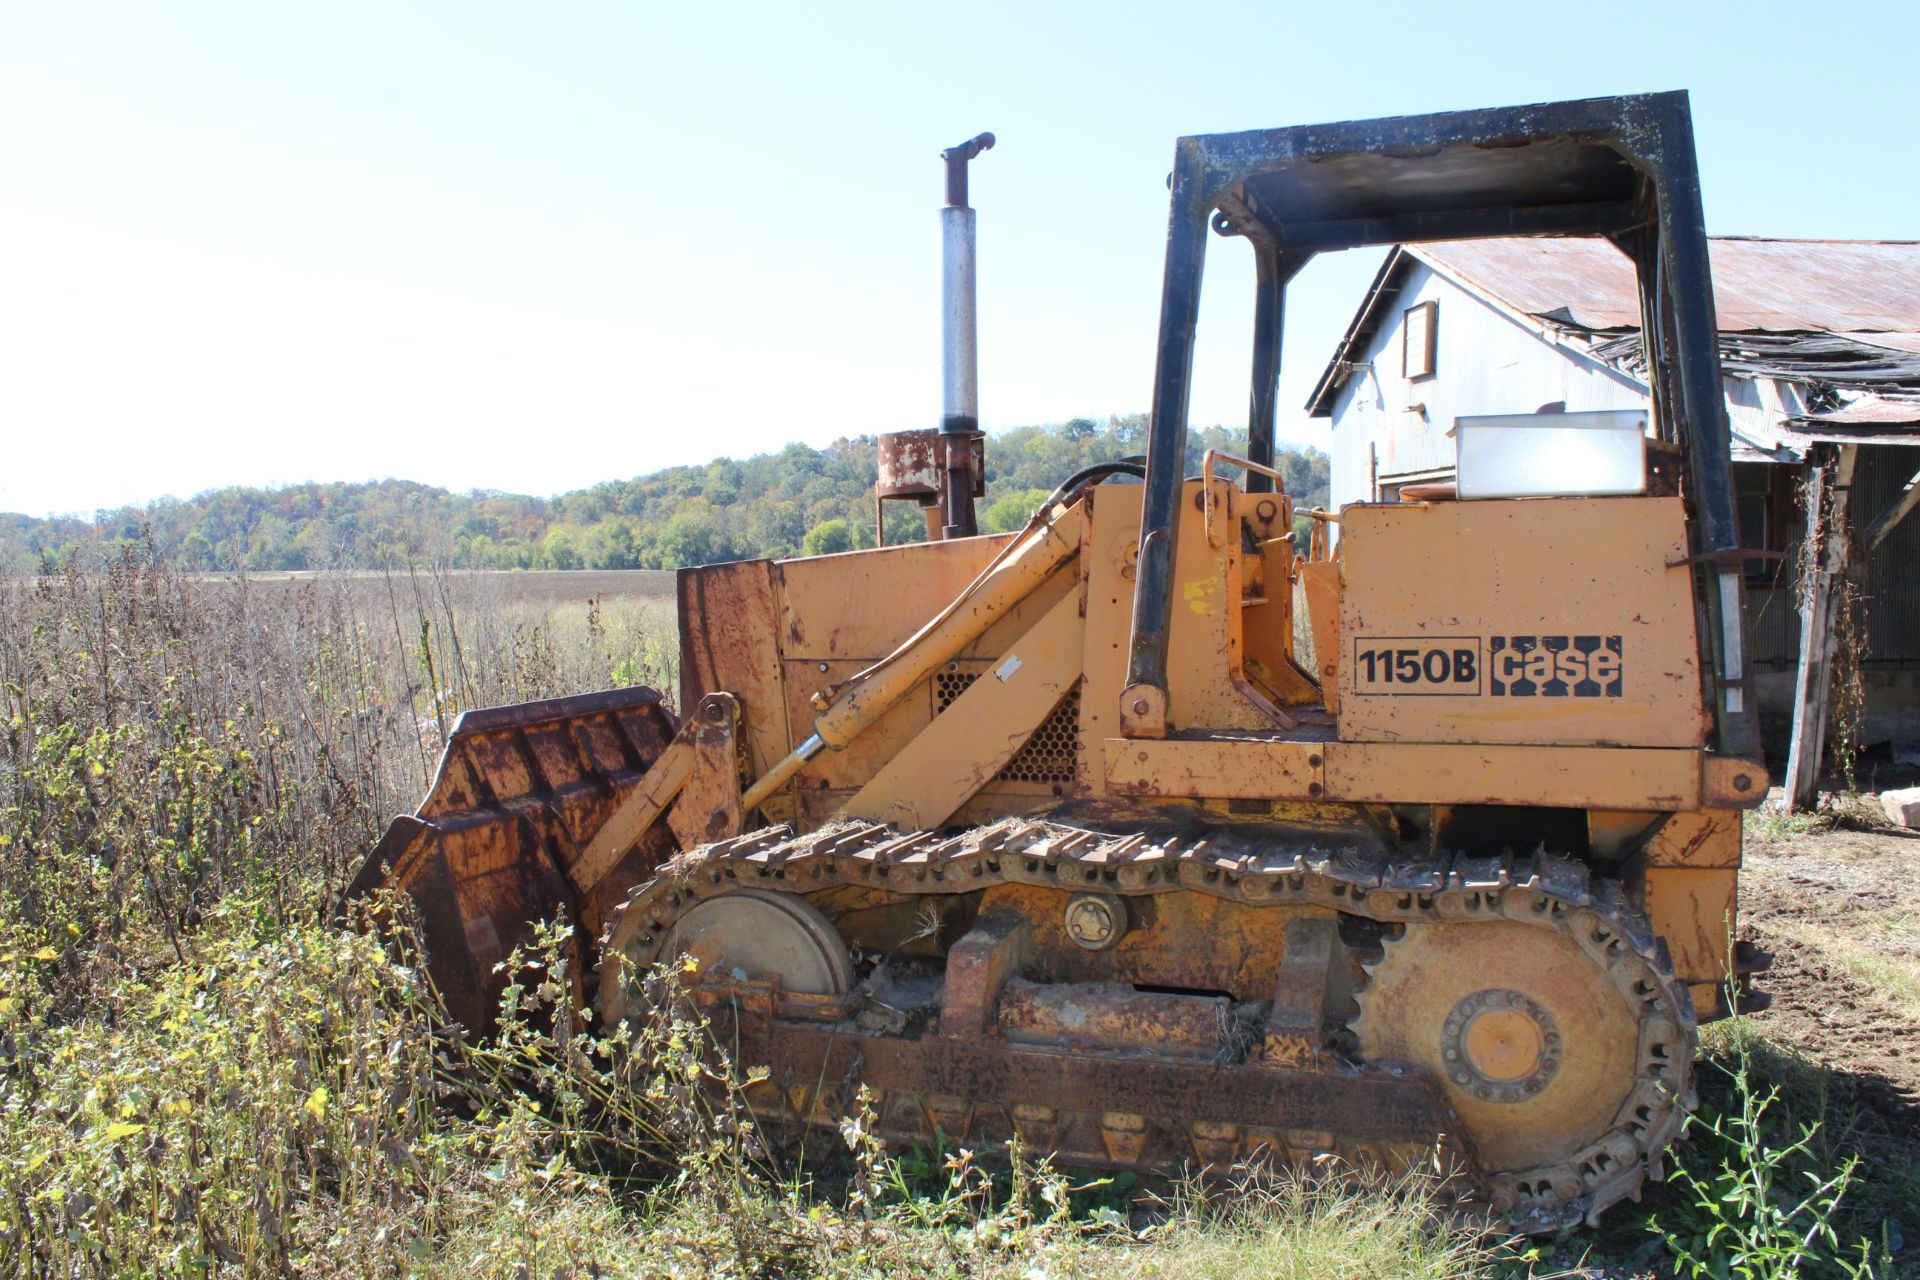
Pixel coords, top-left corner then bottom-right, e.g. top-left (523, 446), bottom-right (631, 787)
top-left (1650, 1021), bottom-right (1878, 1279)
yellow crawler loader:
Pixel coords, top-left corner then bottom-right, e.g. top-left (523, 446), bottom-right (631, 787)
top-left (352, 92), bottom-right (1770, 1233)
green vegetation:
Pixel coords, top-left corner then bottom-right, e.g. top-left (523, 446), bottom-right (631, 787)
top-left (0, 416), bottom-right (1330, 573)
top-left (3, 549), bottom-right (1903, 1277)
top-left (1636, 1015), bottom-right (1913, 1278)
top-left (1, 552), bottom-right (1497, 1280)
top-left (1652, 1026), bottom-right (1874, 1278)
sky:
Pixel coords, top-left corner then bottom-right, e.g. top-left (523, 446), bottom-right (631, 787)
top-left (2, 1), bottom-right (1915, 519)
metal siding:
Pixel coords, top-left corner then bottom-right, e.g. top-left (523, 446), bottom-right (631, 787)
top-left (1858, 446), bottom-right (1920, 664)
top-left (1744, 587), bottom-right (1796, 668)
top-left (1328, 266), bottom-right (1646, 509)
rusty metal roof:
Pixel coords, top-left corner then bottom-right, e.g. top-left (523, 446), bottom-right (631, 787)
top-left (1415, 236), bottom-right (1920, 336)
top-left (1793, 398), bottom-right (1920, 428)
top-left (1307, 236), bottom-right (1920, 420)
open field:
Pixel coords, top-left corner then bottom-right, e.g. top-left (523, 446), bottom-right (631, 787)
top-left (3, 558), bottom-right (1917, 1277)
top-left (214, 567), bottom-right (680, 606)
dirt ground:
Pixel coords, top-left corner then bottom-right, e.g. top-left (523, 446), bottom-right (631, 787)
top-left (1738, 809), bottom-right (1920, 1146)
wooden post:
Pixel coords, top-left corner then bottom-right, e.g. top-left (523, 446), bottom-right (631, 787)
top-left (1784, 444), bottom-right (1859, 811)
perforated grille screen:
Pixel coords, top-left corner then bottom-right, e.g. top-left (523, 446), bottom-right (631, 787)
top-left (933, 672), bottom-right (1081, 785)
top-left (933, 670), bottom-right (975, 710)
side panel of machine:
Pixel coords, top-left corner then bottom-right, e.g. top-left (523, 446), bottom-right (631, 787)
top-left (1626, 808), bottom-right (1744, 1016)
top-left (679, 560), bottom-right (791, 816)
top-left (1337, 497), bottom-right (1707, 748)
top-left (766, 533), bottom-right (1075, 826)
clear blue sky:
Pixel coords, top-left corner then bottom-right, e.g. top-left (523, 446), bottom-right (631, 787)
top-left (3, 1), bottom-right (1913, 517)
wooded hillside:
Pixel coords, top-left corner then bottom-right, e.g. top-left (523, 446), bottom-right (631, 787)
top-left (1, 415), bottom-right (1328, 572)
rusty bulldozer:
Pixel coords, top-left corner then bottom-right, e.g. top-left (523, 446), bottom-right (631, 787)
top-left (352, 92), bottom-right (1771, 1233)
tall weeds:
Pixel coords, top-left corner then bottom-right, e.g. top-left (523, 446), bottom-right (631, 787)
top-left (0, 550), bottom-right (1515, 1278)
top-left (0, 550), bottom-right (675, 981)
top-left (0, 549), bottom-right (677, 1274)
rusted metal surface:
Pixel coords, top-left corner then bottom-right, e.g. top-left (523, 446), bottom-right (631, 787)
top-left (974, 881), bottom-right (1304, 997)
top-left (1324, 742), bottom-right (1700, 810)
top-left (1700, 754), bottom-right (1768, 809)
top-left (1635, 865), bottom-right (1740, 1020)
top-left (1262, 915), bottom-right (1340, 1070)
top-left (569, 737), bottom-right (691, 900)
top-left (875, 429), bottom-right (986, 543)
top-left (1354, 919), bottom-right (1642, 1175)
top-left (665, 693), bottom-right (746, 849)
top-left (875, 429), bottom-right (942, 501)
top-left (1313, 239), bottom-right (1920, 418)
top-left (1415, 236), bottom-right (1920, 338)
top-left (729, 995), bottom-right (1471, 1172)
top-left (602, 815), bottom-right (1694, 1232)
top-left (366, 408), bottom-right (1741, 1116)
top-left (1641, 810), bottom-right (1742, 868)
top-left (678, 560), bottom-right (791, 800)
top-left (348, 685), bottom-right (678, 1032)
top-left (940, 910), bottom-right (1029, 1037)
top-left (357, 104), bottom-right (1765, 1234)
top-left (1105, 738), bottom-right (1323, 800)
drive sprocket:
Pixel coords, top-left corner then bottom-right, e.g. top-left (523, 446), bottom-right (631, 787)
top-left (1351, 880), bottom-right (1696, 1229)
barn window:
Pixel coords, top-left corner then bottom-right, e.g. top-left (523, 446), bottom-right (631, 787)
top-left (1402, 300), bottom-right (1437, 380)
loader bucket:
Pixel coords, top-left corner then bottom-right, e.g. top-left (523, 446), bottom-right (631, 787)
top-left (348, 686), bottom-right (680, 1032)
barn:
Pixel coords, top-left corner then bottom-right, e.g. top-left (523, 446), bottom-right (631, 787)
top-left (1306, 237), bottom-right (1920, 802)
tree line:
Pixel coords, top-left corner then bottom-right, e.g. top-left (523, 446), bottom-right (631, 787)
top-left (1, 416), bottom-right (1329, 573)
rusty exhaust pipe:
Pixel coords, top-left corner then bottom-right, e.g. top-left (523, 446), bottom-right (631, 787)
top-left (939, 131), bottom-right (993, 539)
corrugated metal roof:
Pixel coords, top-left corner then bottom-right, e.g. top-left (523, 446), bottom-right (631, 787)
top-left (1307, 236), bottom-right (1920, 420)
top-left (1413, 237), bottom-right (1920, 336)
top-left (1792, 397), bottom-right (1920, 427)
top-left (1856, 332), bottom-right (1920, 357)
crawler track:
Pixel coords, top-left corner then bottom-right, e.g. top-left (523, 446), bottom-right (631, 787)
top-left (600, 817), bottom-right (1697, 1232)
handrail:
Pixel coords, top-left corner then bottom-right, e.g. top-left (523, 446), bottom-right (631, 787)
top-left (1200, 448), bottom-right (1293, 548)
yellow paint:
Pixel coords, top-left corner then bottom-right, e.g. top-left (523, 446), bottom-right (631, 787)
top-left (1336, 497), bottom-right (1705, 748)
top-left (1182, 576), bottom-right (1219, 615)
top-left (841, 591), bottom-right (1086, 829)
top-left (1639, 866), bottom-right (1737, 991)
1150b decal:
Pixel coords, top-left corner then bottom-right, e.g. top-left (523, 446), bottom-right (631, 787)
top-left (1352, 635), bottom-right (1624, 697)
top-left (1350, 637), bottom-right (1481, 695)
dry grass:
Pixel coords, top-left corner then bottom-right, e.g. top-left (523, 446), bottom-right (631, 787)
top-left (8, 548), bottom-right (1909, 1277)
top-left (0, 549), bottom-right (1526, 1279)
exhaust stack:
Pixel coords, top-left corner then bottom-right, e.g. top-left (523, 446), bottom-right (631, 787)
top-left (938, 132), bottom-right (993, 538)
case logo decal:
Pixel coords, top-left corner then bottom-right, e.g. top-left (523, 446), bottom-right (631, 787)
top-left (1488, 636), bottom-right (1623, 697)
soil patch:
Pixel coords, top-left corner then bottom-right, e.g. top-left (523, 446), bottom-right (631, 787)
top-left (1740, 822), bottom-right (1920, 1129)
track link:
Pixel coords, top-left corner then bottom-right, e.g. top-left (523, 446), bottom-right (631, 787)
top-left (599, 816), bottom-right (1697, 1233)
